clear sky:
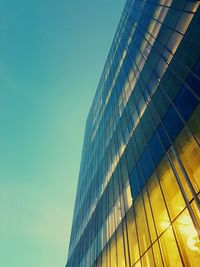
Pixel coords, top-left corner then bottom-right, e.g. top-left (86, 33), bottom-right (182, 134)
top-left (0, 0), bottom-right (124, 266)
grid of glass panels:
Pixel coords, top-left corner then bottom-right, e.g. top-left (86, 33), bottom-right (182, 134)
top-left (66, 1), bottom-right (200, 266)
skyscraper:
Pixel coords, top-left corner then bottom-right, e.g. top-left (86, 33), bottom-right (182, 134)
top-left (66, 1), bottom-right (200, 266)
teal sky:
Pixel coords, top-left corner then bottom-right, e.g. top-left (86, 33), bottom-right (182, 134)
top-left (0, 0), bottom-right (124, 266)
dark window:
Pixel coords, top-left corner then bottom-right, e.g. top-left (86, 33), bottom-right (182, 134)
top-left (157, 123), bottom-right (171, 150)
top-left (140, 147), bottom-right (154, 182)
top-left (163, 105), bottom-right (184, 142)
top-left (193, 58), bottom-right (200, 76)
top-left (129, 167), bottom-right (141, 200)
top-left (136, 160), bottom-right (145, 189)
top-left (186, 73), bottom-right (200, 98)
top-left (125, 141), bottom-right (135, 175)
top-left (149, 132), bottom-right (165, 167)
top-left (174, 85), bottom-right (198, 120)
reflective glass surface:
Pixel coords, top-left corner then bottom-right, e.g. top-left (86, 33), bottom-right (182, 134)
top-left (66, 1), bottom-right (200, 266)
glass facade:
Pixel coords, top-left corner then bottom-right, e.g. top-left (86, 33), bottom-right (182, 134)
top-left (66, 1), bottom-right (200, 266)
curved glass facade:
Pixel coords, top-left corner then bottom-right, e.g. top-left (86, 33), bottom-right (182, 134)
top-left (66, 1), bottom-right (200, 266)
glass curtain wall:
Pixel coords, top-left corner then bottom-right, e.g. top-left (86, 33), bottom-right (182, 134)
top-left (66, 1), bottom-right (200, 266)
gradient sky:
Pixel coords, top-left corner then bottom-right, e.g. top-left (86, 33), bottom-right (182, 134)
top-left (0, 0), bottom-right (124, 266)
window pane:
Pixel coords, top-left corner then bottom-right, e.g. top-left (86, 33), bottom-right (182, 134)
top-left (157, 123), bottom-right (170, 150)
top-left (176, 11), bottom-right (194, 34)
top-left (96, 254), bottom-right (101, 267)
top-left (159, 226), bottom-right (183, 267)
top-left (124, 181), bottom-right (132, 212)
top-left (174, 127), bottom-right (200, 192)
top-left (122, 219), bottom-right (130, 267)
top-left (140, 148), bottom-right (154, 182)
top-left (157, 156), bottom-right (186, 220)
top-left (186, 67), bottom-right (200, 98)
top-left (147, 173), bottom-right (170, 235)
top-left (126, 208), bottom-right (140, 265)
top-left (167, 31), bottom-right (183, 54)
top-left (163, 105), bottom-right (184, 142)
top-left (130, 167), bottom-right (141, 200)
top-left (101, 247), bottom-right (107, 267)
top-left (149, 132), bottom-right (164, 167)
top-left (141, 248), bottom-right (155, 267)
top-left (191, 199), bottom-right (200, 230)
top-left (110, 235), bottom-right (117, 267)
top-left (143, 187), bottom-right (157, 242)
top-left (169, 148), bottom-right (193, 200)
top-left (115, 196), bottom-right (122, 228)
top-left (106, 217), bottom-right (110, 242)
top-left (174, 85), bottom-right (198, 121)
top-left (101, 221), bottom-right (107, 248)
top-left (152, 241), bottom-right (164, 267)
top-left (109, 207), bottom-right (116, 238)
top-left (134, 195), bottom-right (151, 254)
top-left (133, 260), bottom-right (142, 267)
top-left (120, 192), bottom-right (125, 219)
top-left (173, 209), bottom-right (200, 267)
top-left (116, 224), bottom-right (126, 267)
top-left (188, 105), bottom-right (200, 144)
top-left (106, 243), bottom-right (110, 267)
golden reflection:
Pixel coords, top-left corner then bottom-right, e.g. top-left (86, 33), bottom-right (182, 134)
top-left (174, 127), bottom-right (200, 192)
top-left (134, 260), bottom-right (142, 267)
top-left (101, 247), bottom-right (107, 267)
top-left (169, 148), bottom-right (193, 200)
top-left (141, 248), bottom-right (154, 267)
top-left (116, 225), bottom-right (126, 267)
top-left (110, 235), bottom-right (117, 267)
top-left (157, 156), bottom-right (185, 220)
top-left (160, 220), bottom-right (171, 230)
top-left (122, 219), bottom-right (130, 267)
top-left (187, 234), bottom-right (200, 252)
top-left (159, 226), bottom-right (183, 267)
top-left (174, 209), bottom-right (200, 266)
top-left (152, 241), bottom-right (164, 267)
top-left (134, 196), bottom-right (151, 254)
top-left (115, 196), bottom-right (122, 227)
top-left (127, 208), bottom-right (140, 265)
top-left (143, 188), bottom-right (157, 242)
top-left (147, 173), bottom-right (170, 235)
top-left (191, 199), bottom-right (200, 229)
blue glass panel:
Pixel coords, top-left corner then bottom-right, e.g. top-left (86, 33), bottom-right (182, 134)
top-left (129, 167), bottom-right (141, 200)
top-left (193, 58), bottom-right (200, 76)
top-left (134, 29), bottom-right (143, 46)
top-left (149, 132), bottom-right (165, 167)
top-left (140, 147), bottom-right (154, 182)
top-left (140, 16), bottom-right (151, 28)
top-left (130, 8), bottom-right (140, 22)
top-left (129, 41), bottom-right (137, 61)
top-left (187, 73), bottom-right (200, 98)
top-left (136, 160), bottom-right (145, 188)
top-left (115, 77), bottom-right (122, 95)
top-left (174, 85), bottom-right (198, 121)
top-left (123, 53), bottom-right (132, 75)
top-left (163, 105), bottom-right (184, 142)
top-left (147, 73), bottom-right (159, 97)
top-left (157, 123), bottom-right (171, 150)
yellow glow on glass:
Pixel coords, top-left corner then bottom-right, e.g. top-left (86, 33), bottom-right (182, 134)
top-left (178, 213), bottom-right (200, 252)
